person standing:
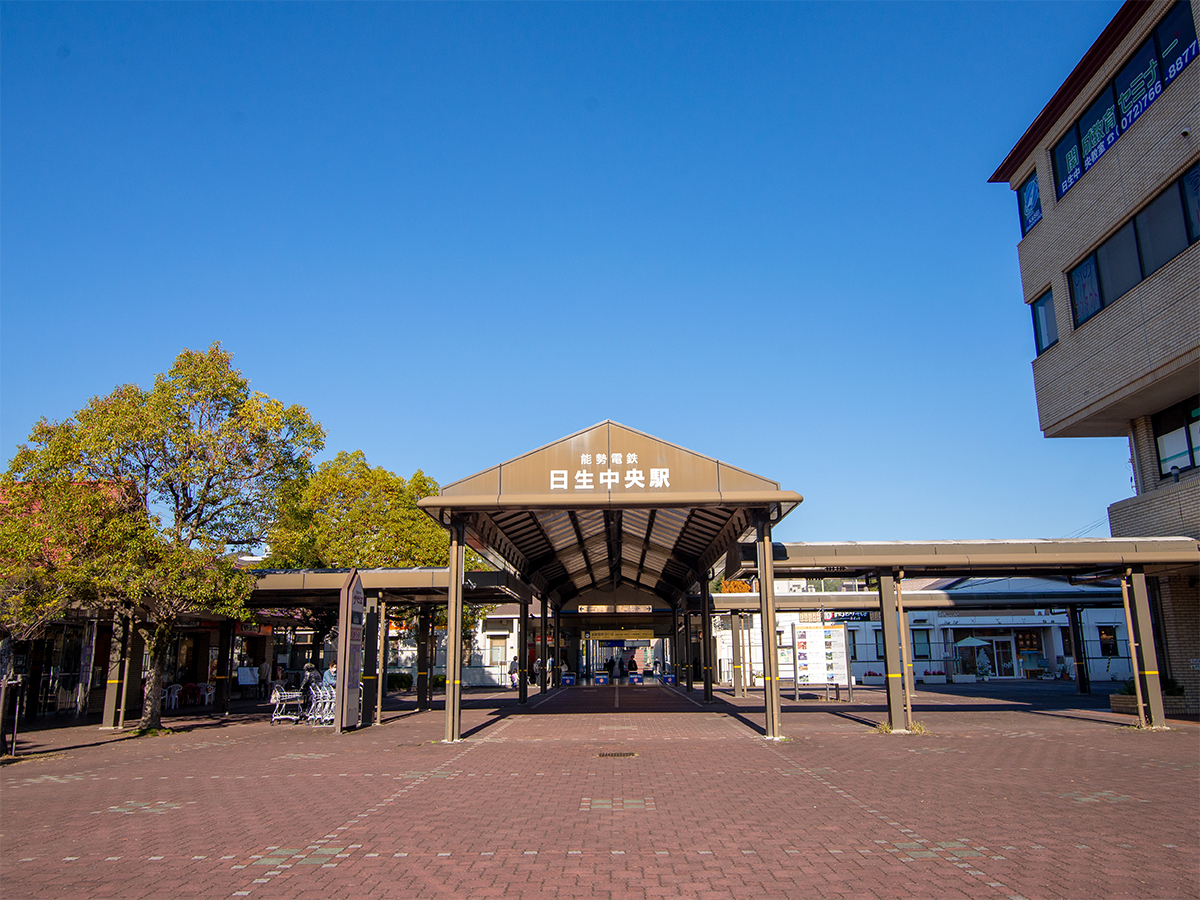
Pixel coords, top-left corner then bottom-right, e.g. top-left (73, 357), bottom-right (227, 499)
top-left (508, 655), bottom-right (520, 689)
top-left (257, 658), bottom-right (271, 699)
top-left (323, 660), bottom-right (337, 686)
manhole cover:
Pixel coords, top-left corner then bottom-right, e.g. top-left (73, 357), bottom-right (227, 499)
top-left (597, 752), bottom-right (637, 758)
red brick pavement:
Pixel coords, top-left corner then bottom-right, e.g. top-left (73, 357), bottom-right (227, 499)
top-left (2, 682), bottom-right (1197, 899)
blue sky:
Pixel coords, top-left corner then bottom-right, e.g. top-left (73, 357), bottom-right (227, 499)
top-left (2, 1), bottom-right (1132, 542)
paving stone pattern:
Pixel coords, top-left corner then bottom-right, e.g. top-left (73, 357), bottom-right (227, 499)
top-left (2, 682), bottom-right (1197, 899)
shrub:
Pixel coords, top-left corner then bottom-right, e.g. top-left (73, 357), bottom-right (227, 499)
top-left (387, 672), bottom-right (413, 692)
top-left (432, 674), bottom-right (446, 690)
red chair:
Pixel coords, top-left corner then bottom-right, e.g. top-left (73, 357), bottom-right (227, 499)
top-left (183, 683), bottom-right (197, 706)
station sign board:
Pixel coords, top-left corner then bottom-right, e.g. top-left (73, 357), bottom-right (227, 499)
top-left (586, 630), bottom-right (654, 641)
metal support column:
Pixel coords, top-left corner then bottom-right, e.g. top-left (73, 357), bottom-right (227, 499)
top-left (376, 598), bottom-right (387, 724)
top-left (518, 599), bottom-right (529, 704)
top-left (896, 574), bottom-right (914, 730)
top-left (539, 599), bottom-right (548, 694)
top-left (877, 570), bottom-right (906, 731)
top-left (417, 606), bottom-right (431, 711)
top-left (684, 610), bottom-right (693, 691)
top-left (671, 607), bottom-right (679, 684)
top-left (554, 607), bottom-right (561, 685)
top-left (361, 594), bottom-right (379, 728)
top-left (1068, 605), bottom-right (1090, 694)
top-left (212, 620), bottom-right (231, 717)
top-left (756, 515), bottom-right (782, 739)
top-left (1129, 567), bottom-right (1166, 727)
top-left (732, 612), bottom-right (744, 698)
top-left (702, 578), bottom-right (714, 702)
top-left (444, 516), bottom-right (466, 742)
top-left (101, 610), bottom-right (129, 729)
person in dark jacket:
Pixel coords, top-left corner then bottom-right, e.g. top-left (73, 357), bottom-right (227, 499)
top-left (299, 663), bottom-right (320, 718)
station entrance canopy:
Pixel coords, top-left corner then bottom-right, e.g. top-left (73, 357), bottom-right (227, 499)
top-left (418, 420), bottom-right (802, 610)
top-left (417, 420), bottom-right (803, 740)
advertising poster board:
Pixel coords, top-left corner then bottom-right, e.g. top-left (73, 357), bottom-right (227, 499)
top-left (789, 623), bottom-right (849, 686)
top-left (336, 570), bottom-right (364, 733)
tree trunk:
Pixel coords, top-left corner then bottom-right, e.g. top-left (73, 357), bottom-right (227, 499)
top-left (137, 621), bottom-right (173, 731)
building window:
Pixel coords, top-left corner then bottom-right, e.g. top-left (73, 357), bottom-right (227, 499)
top-left (1053, 127), bottom-right (1082, 199)
top-left (1069, 255), bottom-right (1103, 325)
top-left (1069, 165), bottom-right (1199, 327)
top-left (1097, 625), bottom-right (1119, 657)
top-left (1049, 2), bottom-right (1196, 200)
top-left (1152, 395), bottom-right (1200, 477)
top-left (1115, 38), bottom-right (1163, 133)
top-left (1079, 84), bottom-right (1119, 172)
top-left (1060, 626), bottom-right (1074, 657)
top-left (1182, 162), bottom-right (1200, 241)
top-left (488, 637), bottom-right (507, 666)
top-left (1095, 221), bottom-right (1142, 304)
top-left (874, 629), bottom-right (886, 660)
top-left (1019, 171), bottom-right (1043, 235)
top-left (847, 629), bottom-right (858, 661)
top-left (1157, 0), bottom-right (1199, 87)
top-left (911, 629), bottom-right (931, 660)
top-left (1136, 181), bottom-right (1190, 276)
top-left (1031, 290), bottom-right (1058, 354)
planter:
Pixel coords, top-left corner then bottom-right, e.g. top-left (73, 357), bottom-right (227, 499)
top-left (922, 675), bottom-right (947, 685)
top-left (951, 674), bottom-right (976, 684)
top-left (860, 676), bottom-right (885, 686)
top-left (1110, 694), bottom-right (1187, 716)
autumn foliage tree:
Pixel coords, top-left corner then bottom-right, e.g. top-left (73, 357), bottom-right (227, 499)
top-left (4, 343), bottom-right (324, 730)
top-left (264, 450), bottom-right (492, 649)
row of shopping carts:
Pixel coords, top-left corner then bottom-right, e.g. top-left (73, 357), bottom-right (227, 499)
top-left (270, 685), bottom-right (336, 727)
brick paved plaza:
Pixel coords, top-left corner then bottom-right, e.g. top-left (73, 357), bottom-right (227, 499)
top-left (2, 682), bottom-right (1197, 899)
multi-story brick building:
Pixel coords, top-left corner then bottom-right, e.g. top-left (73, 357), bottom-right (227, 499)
top-left (991, 0), bottom-right (1199, 710)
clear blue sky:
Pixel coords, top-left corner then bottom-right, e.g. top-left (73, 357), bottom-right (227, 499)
top-left (2, 1), bottom-right (1132, 543)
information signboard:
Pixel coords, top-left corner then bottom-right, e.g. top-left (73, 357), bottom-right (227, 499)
top-left (789, 623), bottom-right (849, 686)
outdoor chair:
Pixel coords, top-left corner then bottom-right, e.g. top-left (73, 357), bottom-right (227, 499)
top-left (164, 684), bottom-right (182, 710)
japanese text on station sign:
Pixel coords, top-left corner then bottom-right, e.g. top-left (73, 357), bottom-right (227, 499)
top-left (550, 450), bottom-right (669, 491)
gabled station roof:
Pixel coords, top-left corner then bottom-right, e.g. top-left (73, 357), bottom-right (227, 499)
top-left (418, 421), bottom-right (802, 609)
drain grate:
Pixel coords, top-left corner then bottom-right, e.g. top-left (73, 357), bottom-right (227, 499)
top-left (597, 752), bottom-right (637, 758)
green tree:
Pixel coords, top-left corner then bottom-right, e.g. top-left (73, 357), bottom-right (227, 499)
top-left (264, 451), bottom-right (492, 649)
top-left (4, 343), bottom-right (324, 730)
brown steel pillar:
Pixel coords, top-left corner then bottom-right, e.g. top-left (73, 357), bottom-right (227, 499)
top-left (100, 610), bottom-right (129, 729)
top-left (361, 594), bottom-right (379, 728)
top-left (1068, 605), bottom-right (1090, 694)
top-left (518, 598), bottom-right (529, 704)
top-left (444, 517), bottom-right (465, 742)
top-left (211, 620), bottom-right (231, 716)
top-left (896, 575), bottom-right (914, 730)
top-left (376, 598), bottom-right (387, 724)
top-left (732, 612), bottom-right (744, 698)
top-left (756, 515), bottom-right (782, 739)
top-left (671, 607), bottom-right (679, 683)
top-left (878, 570), bottom-right (906, 731)
top-left (416, 606), bottom-right (431, 711)
top-left (1130, 568), bottom-right (1166, 727)
top-left (539, 599), bottom-right (548, 694)
top-left (702, 580), bottom-right (714, 702)
top-left (684, 610), bottom-right (693, 691)
top-left (554, 607), bottom-right (562, 686)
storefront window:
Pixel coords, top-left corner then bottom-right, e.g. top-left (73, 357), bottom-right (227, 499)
top-left (911, 629), bottom-right (931, 660)
top-left (1097, 625), bottom-right (1119, 657)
